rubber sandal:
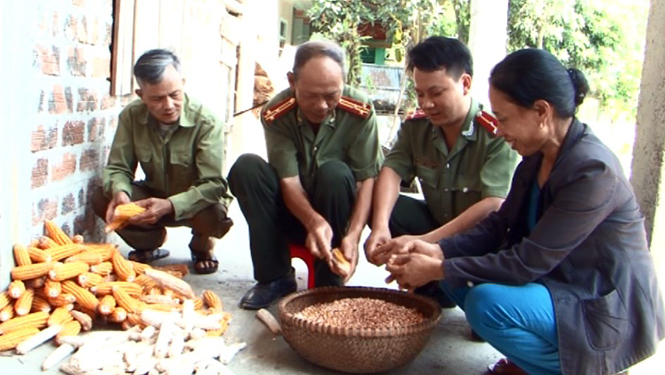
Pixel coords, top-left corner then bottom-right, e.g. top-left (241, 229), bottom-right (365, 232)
top-left (127, 249), bottom-right (170, 263)
top-left (191, 251), bottom-right (219, 274)
top-left (488, 358), bottom-right (527, 375)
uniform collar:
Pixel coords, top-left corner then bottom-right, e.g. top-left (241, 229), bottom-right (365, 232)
top-left (459, 98), bottom-right (481, 141)
top-left (143, 93), bottom-right (195, 128)
top-left (296, 102), bottom-right (336, 129)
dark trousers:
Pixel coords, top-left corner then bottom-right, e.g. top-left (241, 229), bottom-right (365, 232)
top-left (227, 153), bottom-right (356, 286)
top-left (91, 184), bottom-right (233, 253)
top-left (388, 194), bottom-right (441, 237)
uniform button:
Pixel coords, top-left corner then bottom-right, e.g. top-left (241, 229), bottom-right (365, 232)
top-left (446, 163), bottom-right (450, 169)
top-left (444, 188), bottom-right (449, 192)
top-left (466, 281), bottom-right (475, 287)
top-left (462, 187), bottom-right (468, 193)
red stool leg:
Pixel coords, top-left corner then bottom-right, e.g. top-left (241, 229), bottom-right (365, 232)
top-left (289, 244), bottom-right (316, 289)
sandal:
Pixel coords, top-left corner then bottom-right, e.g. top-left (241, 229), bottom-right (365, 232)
top-left (488, 358), bottom-right (527, 375)
top-left (127, 249), bottom-right (170, 263)
top-left (191, 251), bottom-right (219, 274)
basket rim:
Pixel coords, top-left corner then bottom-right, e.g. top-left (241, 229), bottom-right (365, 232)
top-left (277, 286), bottom-right (442, 338)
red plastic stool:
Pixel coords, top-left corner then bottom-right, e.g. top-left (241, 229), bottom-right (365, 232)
top-left (289, 243), bottom-right (316, 289)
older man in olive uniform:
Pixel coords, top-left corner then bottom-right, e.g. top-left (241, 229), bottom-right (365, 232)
top-left (92, 49), bottom-right (233, 274)
top-left (228, 40), bottom-right (383, 310)
top-left (365, 37), bottom-right (517, 306)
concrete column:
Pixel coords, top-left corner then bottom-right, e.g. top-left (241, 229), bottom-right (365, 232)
top-left (631, 0), bottom-right (665, 273)
top-left (467, 0), bottom-right (509, 106)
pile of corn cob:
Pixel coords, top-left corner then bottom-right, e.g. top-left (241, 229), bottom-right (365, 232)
top-left (0, 220), bottom-right (234, 373)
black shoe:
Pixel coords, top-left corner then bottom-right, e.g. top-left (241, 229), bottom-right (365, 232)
top-left (414, 281), bottom-right (457, 308)
top-left (239, 271), bottom-right (297, 310)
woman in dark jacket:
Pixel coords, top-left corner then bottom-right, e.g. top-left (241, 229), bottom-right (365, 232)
top-left (384, 48), bottom-right (665, 375)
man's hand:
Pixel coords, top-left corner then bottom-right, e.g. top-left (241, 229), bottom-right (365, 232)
top-left (370, 234), bottom-right (423, 265)
top-left (330, 236), bottom-right (359, 282)
top-left (385, 252), bottom-right (444, 292)
top-left (129, 198), bottom-right (174, 225)
top-left (364, 227), bottom-right (392, 266)
top-left (305, 217), bottom-right (334, 262)
top-left (105, 191), bottom-right (131, 224)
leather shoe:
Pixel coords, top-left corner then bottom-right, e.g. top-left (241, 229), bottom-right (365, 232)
top-left (239, 271), bottom-right (297, 310)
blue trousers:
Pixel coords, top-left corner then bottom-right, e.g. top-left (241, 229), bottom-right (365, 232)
top-left (442, 282), bottom-right (562, 375)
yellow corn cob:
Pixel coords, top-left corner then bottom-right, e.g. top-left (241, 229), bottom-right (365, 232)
top-left (48, 293), bottom-right (76, 308)
top-left (72, 234), bottom-right (84, 244)
top-left (83, 243), bottom-right (116, 261)
top-left (147, 287), bottom-right (162, 296)
top-left (28, 239), bottom-right (39, 248)
top-left (44, 279), bottom-right (62, 298)
top-left (111, 252), bottom-right (136, 282)
top-left (25, 276), bottom-right (46, 289)
top-left (134, 274), bottom-right (157, 291)
top-left (129, 261), bottom-right (152, 274)
top-left (109, 307), bottom-right (128, 323)
top-left (61, 281), bottom-right (99, 311)
top-left (11, 262), bottom-right (52, 281)
top-left (193, 297), bottom-right (204, 311)
top-left (0, 292), bottom-right (10, 310)
top-left (14, 289), bottom-right (35, 316)
top-left (142, 303), bottom-right (179, 312)
top-left (65, 252), bottom-right (103, 265)
top-left (49, 261), bottom-right (89, 281)
top-left (202, 290), bottom-right (223, 312)
top-left (112, 288), bottom-right (142, 314)
top-left (0, 306), bottom-right (15, 322)
top-left (0, 327), bottom-right (40, 351)
top-left (98, 295), bottom-right (116, 315)
top-left (89, 261), bottom-right (113, 276)
top-left (13, 244), bottom-right (32, 266)
top-left (38, 236), bottom-right (59, 250)
top-left (126, 313), bottom-right (146, 329)
top-left (154, 263), bottom-right (189, 278)
top-left (55, 320), bottom-right (81, 343)
top-left (92, 282), bottom-right (142, 297)
top-left (0, 311), bottom-right (49, 334)
top-left (44, 220), bottom-right (73, 246)
top-left (48, 306), bottom-right (73, 327)
top-left (105, 203), bottom-right (146, 233)
top-left (77, 272), bottom-right (104, 288)
top-left (43, 244), bottom-right (84, 262)
top-left (162, 288), bottom-right (175, 299)
top-left (8, 280), bottom-right (26, 299)
top-left (27, 247), bottom-right (49, 263)
top-left (31, 295), bottom-right (51, 313)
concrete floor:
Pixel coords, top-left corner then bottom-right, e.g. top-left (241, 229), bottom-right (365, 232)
top-left (1, 201), bottom-right (663, 374)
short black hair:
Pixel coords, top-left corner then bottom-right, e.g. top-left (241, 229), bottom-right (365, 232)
top-left (407, 36), bottom-right (473, 79)
top-left (490, 48), bottom-right (590, 118)
top-left (133, 49), bottom-right (181, 85)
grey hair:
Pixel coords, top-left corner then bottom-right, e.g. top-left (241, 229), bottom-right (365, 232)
top-left (292, 40), bottom-right (345, 80)
top-left (133, 49), bottom-right (181, 85)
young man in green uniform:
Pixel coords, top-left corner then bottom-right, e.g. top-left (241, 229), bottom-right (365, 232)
top-left (228, 41), bottom-right (383, 310)
top-left (365, 37), bottom-right (518, 305)
top-left (92, 49), bottom-right (234, 274)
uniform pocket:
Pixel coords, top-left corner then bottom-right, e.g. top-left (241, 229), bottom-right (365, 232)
top-left (416, 165), bottom-right (439, 189)
top-left (169, 149), bottom-right (195, 192)
top-left (582, 289), bottom-right (627, 350)
top-left (136, 146), bottom-right (156, 180)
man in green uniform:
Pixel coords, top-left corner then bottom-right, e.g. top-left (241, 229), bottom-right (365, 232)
top-left (92, 49), bottom-right (234, 274)
top-left (228, 40), bottom-right (383, 310)
top-left (365, 37), bottom-right (518, 305)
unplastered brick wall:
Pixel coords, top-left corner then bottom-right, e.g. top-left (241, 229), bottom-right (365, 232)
top-left (29, 0), bottom-right (130, 241)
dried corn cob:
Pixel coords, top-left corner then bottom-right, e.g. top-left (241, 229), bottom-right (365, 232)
top-left (43, 244), bottom-right (84, 262)
top-left (48, 293), bottom-right (76, 308)
top-left (38, 236), bottom-right (59, 250)
top-left (65, 252), bottom-right (103, 265)
top-left (77, 272), bottom-right (104, 288)
top-left (129, 260), bottom-right (152, 274)
top-left (0, 327), bottom-right (40, 351)
top-left (14, 288), bottom-right (35, 316)
top-left (0, 306), bottom-right (15, 322)
top-left (134, 274), bottom-right (158, 291)
top-left (25, 276), bottom-right (46, 289)
top-left (113, 288), bottom-right (142, 314)
top-left (72, 234), bottom-right (84, 244)
top-left (11, 262), bottom-right (51, 281)
top-left (55, 320), bottom-right (81, 344)
top-left (48, 306), bottom-right (73, 327)
top-left (144, 268), bottom-right (195, 299)
top-left (154, 263), bottom-right (189, 277)
top-left (69, 310), bottom-right (92, 331)
top-left (98, 295), bottom-right (116, 315)
top-left (49, 261), bottom-right (89, 281)
top-left (202, 290), bottom-right (223, 312)
top-left (0, 311), bottom-right (49, 334)
top-left (61, 281), bottom-right (99, 311)
top-left (105, 202), bottom-right (146, 233)
top-left (193, 297), bottom-right (205, 311)
top-left (8, 280), bottom-right (26, 299)
top-left (89, 261), bottom-right (113, 276)
top-left (126, 313), bottom-right (146, 329)
top-left (31, 295), bottom-right (51, 313)
top-left (82, 243), bottom-right (116, 261)
top-left (44, 279), bottom-right (62, 298)
top-left (27, 247), bottom-right (48, 263)
top-left (44, 220), bottom-right (73, 245)
top-left (91, 281), bottom-right (142, 297)
top-left (109, 307), bottom-right (128, 323)
top-left (13, 244), bottom-right (32, 266)
top-left (0, 292), bottom-right (11, 310)
top-left (111, 251), bottom-right (136, 282)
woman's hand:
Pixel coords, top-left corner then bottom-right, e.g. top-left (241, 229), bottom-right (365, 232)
top-left (385, 252), bottom-right (444, 292)
top-left (364, 227), bottom-right (391, 265)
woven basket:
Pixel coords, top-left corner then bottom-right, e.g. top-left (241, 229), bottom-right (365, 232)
top-left (277, 286), bottom-right (442, 374)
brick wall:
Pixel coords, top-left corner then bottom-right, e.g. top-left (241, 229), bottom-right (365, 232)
top-left (29, 0), bottom-right (128, 241)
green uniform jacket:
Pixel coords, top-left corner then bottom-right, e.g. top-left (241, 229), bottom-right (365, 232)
top-left (261, 86), bottom-right (383, 190)
top-left (384, 99), bottom-right (518, 224)
top-left (103, 94), bottom-right (232, 221)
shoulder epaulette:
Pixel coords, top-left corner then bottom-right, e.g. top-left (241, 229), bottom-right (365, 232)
top-left (263, 97), bottom-right (296, 124)
top-left (338, 96), bottom-right (371, 118)
top-left (475, 110), bottom-right (499, 136)
top-left (406, 109), bottom-right (427, 121)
